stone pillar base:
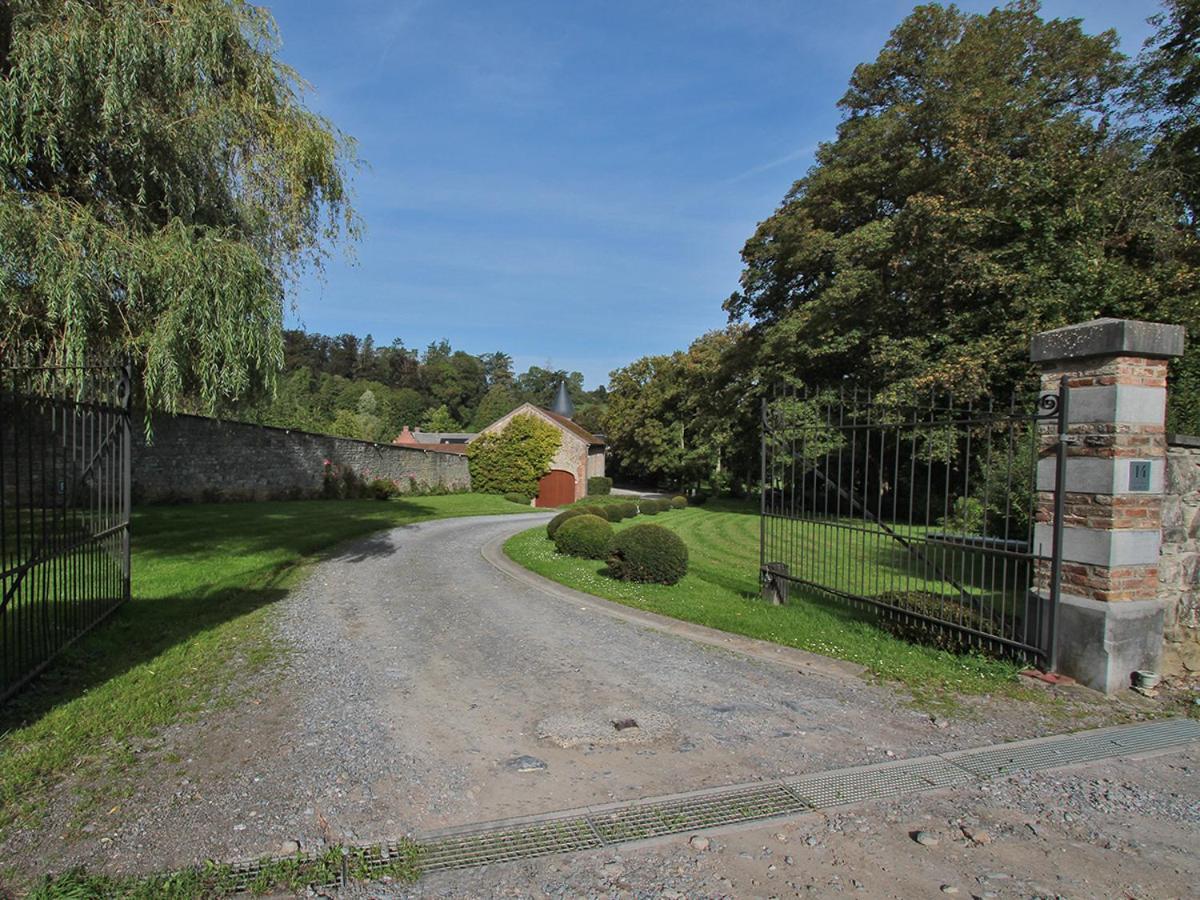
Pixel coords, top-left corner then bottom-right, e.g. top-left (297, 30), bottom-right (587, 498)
top-left (1056, 595), bottom-right (1167, 693)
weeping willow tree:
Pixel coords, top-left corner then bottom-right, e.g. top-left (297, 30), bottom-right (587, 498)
top-left (0, 0), bottom-right (358, 411)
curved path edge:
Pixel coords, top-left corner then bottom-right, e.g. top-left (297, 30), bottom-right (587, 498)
top-left (481, 527), bottom-right (867, 681)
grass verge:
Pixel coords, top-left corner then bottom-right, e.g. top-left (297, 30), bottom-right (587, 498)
top-left (27, 841), bottom-right (421, 899)
top-left (504, 499), bottom-right (1029, 710)
top-left (0, 494), bottom-right (534, 848)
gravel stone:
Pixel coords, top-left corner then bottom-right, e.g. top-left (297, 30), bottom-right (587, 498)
top-left (2, 512), bottom-right (1193, 896)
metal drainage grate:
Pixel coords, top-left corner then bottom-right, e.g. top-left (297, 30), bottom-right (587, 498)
top-left (421, 816), bottom-right (603, 872)
top-left (352, 841), bottom-right (424, 878)
top-left (214, 719), bottom-right (1200, 890)
top-left (590, 782), bottom-right (805, 844)
top-left (225, 853), bottom-right (338, 896)
top-left (788, 756), bottom-right (973, 808)
top-left (1107, 717), bottom-right (1200, 750)
top-left (944, 719), bottom-right (1200, 779)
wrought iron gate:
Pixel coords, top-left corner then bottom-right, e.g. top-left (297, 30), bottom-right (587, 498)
top-left (760, 381), bottom-right (1067, 664)
top-left (1, 362), bottom-right (132, 702)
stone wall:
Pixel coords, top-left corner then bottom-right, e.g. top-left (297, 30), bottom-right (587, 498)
top-left (132, 413), bottom-right (470, 503)
top-left (1161, 436), bottom-right (1200, 672)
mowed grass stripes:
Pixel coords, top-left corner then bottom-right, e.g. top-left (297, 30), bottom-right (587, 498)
top-left (504, 500), bottom-right (1026, 707)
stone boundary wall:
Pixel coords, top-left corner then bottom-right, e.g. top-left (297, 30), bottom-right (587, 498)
top-left (132, 413), bottom-right (470, 503)
top-left (1162, 435), bottom-right (1200, 671)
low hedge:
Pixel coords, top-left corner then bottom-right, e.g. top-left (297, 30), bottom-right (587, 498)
top-left (546, 507), bottom-right (593, 539)
top-left (553, 514), bottom-right (613, 559)
top-left (587, 476), bottom-right (613, 495)
top-left (369, 478), bottom-right (399, 500)
top-left (502, 492), bottom-right (531, 505)
top-left (876, 591), bottom-right (1003, 655)
top-left (607, 524), bottom-right (688, 585)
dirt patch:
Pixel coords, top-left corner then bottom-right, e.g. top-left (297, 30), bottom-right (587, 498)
top-left (536, 708), bottom-right (674, 748)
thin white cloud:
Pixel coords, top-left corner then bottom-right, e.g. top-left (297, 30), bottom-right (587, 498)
top-left (724, 145), bottom-right (814, 185)
top-left (374, 0), bottom-right (431, 74)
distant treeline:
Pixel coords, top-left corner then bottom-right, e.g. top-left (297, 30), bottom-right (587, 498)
top-left (231, 331), bottom-right (608, 443)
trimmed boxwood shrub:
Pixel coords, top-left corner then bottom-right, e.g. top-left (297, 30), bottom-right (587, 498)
top-left (608, 524), bottom-right (688, 585)
top-left (587, 476), bottom-right (613, 495)
top-left (640, 499), bottom-right (661, 515)
top-left (598, 505), bottom-right (626, 522)
top-left (619, 501), bottom-right (639, 519)
top-left (547, 507), bottom-right (592, 539)
top-left (553, 514), bottom-right (613, 559)
top-left (690, 491), bottom-right (709, 505)
top-left (671, 495), bottom-right (687, 509)
top-left (502, 492), bottom-right (531, 505)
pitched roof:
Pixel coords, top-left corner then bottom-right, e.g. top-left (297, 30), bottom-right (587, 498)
top-left (413, 442), bottom-right (470, 455)
top-left (538, 407), bottom-right (604, 446)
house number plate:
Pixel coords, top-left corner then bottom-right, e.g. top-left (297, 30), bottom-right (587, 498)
top-left (1129, 460), bottom-right (1152, 492)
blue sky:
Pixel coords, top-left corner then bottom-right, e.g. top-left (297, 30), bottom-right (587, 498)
top-left (273, 0), bottom-right (1162, 388)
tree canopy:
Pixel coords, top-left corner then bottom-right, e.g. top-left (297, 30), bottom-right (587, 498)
top-left (233, 328), bottom-right (608, 442)
top-left (725, 0), bottom-right (1200, 406)
top-left (603, 327), bottom-right (757, 490)
top-left (0, 0), bottom-right (358, 411)
top-left (603, 1), bottom-right (1200, 490)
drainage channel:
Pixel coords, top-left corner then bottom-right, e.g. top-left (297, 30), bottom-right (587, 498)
top-left (227, 717), bottom-right (1200, 891)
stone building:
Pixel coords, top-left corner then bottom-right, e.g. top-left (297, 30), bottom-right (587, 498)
top-left (476, 384), bottom-right (605, 506)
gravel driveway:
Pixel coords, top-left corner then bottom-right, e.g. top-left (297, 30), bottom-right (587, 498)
top-left (4, 513), bottom-right (1158, 881)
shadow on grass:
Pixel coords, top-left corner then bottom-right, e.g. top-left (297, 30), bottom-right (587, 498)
top-left (0, 498), bottom-right (445, 734)
top-left (0, 581), bottom-right (290, 736)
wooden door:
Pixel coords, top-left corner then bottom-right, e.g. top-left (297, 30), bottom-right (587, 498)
top-left (536, 469), bottom-right (575, 507)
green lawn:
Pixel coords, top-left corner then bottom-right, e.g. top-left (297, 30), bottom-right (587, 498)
top-left (505, 500), bottom-right (1028, 708)
top-left (0, 493), bottom-right (534, 845)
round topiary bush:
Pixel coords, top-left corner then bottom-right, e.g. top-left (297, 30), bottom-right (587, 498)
top-left (690, 491), bottom-right (709, 505)
top-left (608, 524), bottom-right (688, 584)
top-left (553, 514), bottom-right (613, 559)
top-left (599, 505), bottom-right (625, 522)
top-left (640, 499), bottom-right (661, 515)
top-left (503, 492), bottom-right (530, 505)
top-left (671, 495), bottom-right (687, 509)
top-left (619, 501), bottom-right (639, 519)
top-left (587, 475), bottom-right (613, 495)
top-left (547, 507), bottom-right (592, 539)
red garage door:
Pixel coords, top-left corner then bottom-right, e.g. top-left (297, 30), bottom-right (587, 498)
top-left (536, 470), bottom-right (575, 508)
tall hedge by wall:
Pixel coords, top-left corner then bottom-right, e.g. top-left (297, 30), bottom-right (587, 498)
top-left (467, 413), bottom-right (561, 496)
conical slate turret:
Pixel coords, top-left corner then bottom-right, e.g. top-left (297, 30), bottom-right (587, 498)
top-left (551, 381), bottom-right (574, 419)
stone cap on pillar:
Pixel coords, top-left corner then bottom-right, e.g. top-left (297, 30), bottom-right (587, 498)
top-left (1031, 318), bottom-right (1185, 364)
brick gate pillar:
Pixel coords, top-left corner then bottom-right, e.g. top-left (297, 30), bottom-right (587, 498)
top-left (1031, 318), bottom-right (1186, 693)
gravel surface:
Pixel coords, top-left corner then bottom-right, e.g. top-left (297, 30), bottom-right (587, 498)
top-left (1, 513), bottom-right (1175, 888)
top-left (357, 745), bottom-right (1200, 899)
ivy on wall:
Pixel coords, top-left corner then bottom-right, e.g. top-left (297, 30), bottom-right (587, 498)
top-left (467, 414), bottom-right (561, 496)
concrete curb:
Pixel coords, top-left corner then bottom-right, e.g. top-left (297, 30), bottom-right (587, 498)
top-left (480, 527), bottom-right (867, 680)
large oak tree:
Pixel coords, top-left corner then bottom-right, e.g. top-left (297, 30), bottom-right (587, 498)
top-left (726, 1), bottom-right (1200, 408)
